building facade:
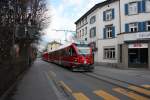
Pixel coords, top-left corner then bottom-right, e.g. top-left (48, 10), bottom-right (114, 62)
top-left (47, 41), bottom-right (62, 52)
top-left (75, 0), bottom-right (150, 69)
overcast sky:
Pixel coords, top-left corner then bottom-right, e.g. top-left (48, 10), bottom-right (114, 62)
top-left (41, 0), bottom-right (105, 45)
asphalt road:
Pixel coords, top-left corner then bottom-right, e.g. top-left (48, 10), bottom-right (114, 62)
top-left (6, 59), bottom-right (150, 100)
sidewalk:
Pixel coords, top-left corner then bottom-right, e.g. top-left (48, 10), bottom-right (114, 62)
top-left (94, 66), bottom-right (150, 86)
top-left (3, 59), bottom-right (64, 100)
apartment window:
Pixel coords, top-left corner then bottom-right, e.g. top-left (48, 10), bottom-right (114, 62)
top-left (85, 38), bottom-right (87, 41)
top-left (104, 25), bottom-right (115, 39)
top-left (146, 0), bottom-right (150, 12)
top-left (90, 27), bottom-right (96, 38)
top-left (80, 30), bottom-right (81, 38)
top-left (84, 18), bottom-right (87, 24)
top-left (147, 21), bottom-right (150, 31)
top-left (103, 9), bottom-right (114, 21)
top-left (129, 23), bottom-right (138, 32)
top-left (82, 29), bottom-right (84, 36)
top-left (104, 48), bottom-right (115, 59)
top-left (82, 20), bottom-right (84, 25)
top-left (78, 32), bottom-right (80, 38)
top-left (128, 2), bottom-right (138, 15)
top-left (90, 16), bottom-right (96, 24)
top-left (85, 27), bottom-right (87, 35)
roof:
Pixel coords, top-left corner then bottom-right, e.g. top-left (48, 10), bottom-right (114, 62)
top-left (48, 40), bottom-right (62, 45)
top-left (75, 0), bottom-right (118, 24)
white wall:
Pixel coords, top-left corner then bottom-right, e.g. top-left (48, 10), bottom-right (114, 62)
top-left (76, 0), bottom-right (150, 64)
top-left (96, 1), bottom-right (119, 63)
top-left (119, 0), bottom-right (150, 43)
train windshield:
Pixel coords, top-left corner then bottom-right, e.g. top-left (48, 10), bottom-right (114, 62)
top-left (77, 47), bottom-right (91, 55)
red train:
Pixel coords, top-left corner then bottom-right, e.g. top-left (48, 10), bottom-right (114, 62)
top-left (42, 42), bottom-right (94, 71)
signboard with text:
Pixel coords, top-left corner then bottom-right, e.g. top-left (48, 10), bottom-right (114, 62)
top-left (128, 43), bottom-right (148, 48)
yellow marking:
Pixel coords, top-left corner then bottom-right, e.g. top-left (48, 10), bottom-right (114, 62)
top-left (59, 81), bottom-right (72, 93)
top-left (142, 85), bottom-right (150, 89)
top-left (94, 90), bottom-right (119, 100)
top-left (113, 88), bottom-right (149, 100)
top-left (73, 92), bottom-right (89, 100)
top-left (50, 71), bottom-right (56, 77)
top-left (128, 85), bottom-right (150, 96)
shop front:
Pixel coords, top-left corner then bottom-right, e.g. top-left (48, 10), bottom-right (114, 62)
top-left (128, 43), bottom-right (148, 68)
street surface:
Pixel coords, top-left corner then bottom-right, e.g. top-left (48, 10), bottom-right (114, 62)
top-left (6, 59), bottom-right (150, 100)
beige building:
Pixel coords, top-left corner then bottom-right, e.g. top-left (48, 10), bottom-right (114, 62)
top-left (47, 41), bottom-right (62, 52)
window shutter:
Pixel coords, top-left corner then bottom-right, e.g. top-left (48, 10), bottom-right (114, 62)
top-left (141, 0), bottom-right (146, 12)
top-left (125, 24), bottom-right (129, 32)
top-left (103, 11), bottom-right (106, 21)
top-left (112, 9), bottom-right (115, 19)
top-left (138, 22), bottom-right (142, 32)
top-left (125, 4), bottom-right (128, 15)
top-left (142, 22), bottom-right (146, 31)
top-left (103, 28), bottom-right (106, 39)
top-left (138, 1), bottom-right (142, 13)
top-left (90, 29), bottom-right (91, 38)
top-left (138, 22), bottom-right (146, 32)
top-left (94, 27), bottom-right (96, 37)
top-left (112, 26), bottom-right (115, 38)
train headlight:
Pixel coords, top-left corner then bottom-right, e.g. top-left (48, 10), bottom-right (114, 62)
top-left (84, 60), bottom-right (86, 64)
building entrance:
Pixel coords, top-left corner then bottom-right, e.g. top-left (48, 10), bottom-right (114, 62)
top-left (128, 48), bottom-right (148, 68)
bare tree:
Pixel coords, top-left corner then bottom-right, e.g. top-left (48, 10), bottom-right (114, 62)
top-left (0, 0), bottom-right (50, 60)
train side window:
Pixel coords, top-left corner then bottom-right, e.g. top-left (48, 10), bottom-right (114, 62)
top-left (69, 48), bottom-right (76, 56)
top-left (69, 48), bottom-right (72, 56)
top-left (72, 48), bottom-right (76, 56)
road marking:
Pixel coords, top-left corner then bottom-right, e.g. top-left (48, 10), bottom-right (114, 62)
top-left (44, 72), bottom-right (67, 100)
top-left (59, 81), bottom-right (73, 93)
top-left (113, 87), bottom-right (149, 100)
top-left (94, 90), bottom-right (120, 100)
top-left (128, 85), bottom-right (150, 96)
top-left (73, 93), bottom-right (89, 100)
top-left (49, 71), bottom-right (56, 77)
top-left (142, 85), bottom-right (150, 89)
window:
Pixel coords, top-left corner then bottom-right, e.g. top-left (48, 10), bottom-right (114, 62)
top-left (104, 48), bottom-right (115, 59)
top-left (106, 26), bottom-right (113, 38)
top-left (80, 30), bottom-right (81, 38)
top-left (85, 38), bottom-right (87, 41)
top-left (69, 48), bottom-right (76, 56)
top-left (146, 0), bottom-right (150, 12)
top-left (103, 9), bottom-right (114, 21)
top-left (82, 29), bottom-right (84, 36)
top-left (90, 16), bottom-right (96, 24)
top-left (77, 32), bottom-right (80, 38)
top-left (106, 10), bottom-right (112, 21)
top-left (85, 27), bottom-right (87, 35)
top-left (129, 23), bottom-right (138, 32)
top-left (146, 21), bottom-right (150, 31)
top-left (90, 27), bottom-right (96, 38)
top-left (128, 2), bottom-right (138, 15)
top-left (84, 17), bottom-right (87, 24)
top-left (104, 25), bottom-right (115, 39)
